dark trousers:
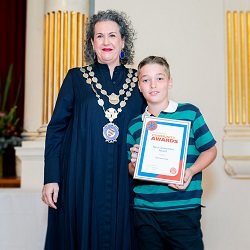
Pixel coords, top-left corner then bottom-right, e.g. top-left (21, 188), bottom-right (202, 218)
top-left (134, 207), bottom-right (204, 250)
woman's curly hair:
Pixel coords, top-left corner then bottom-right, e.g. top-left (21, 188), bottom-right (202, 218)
top-left (84, 9), bottom-right (136, 65)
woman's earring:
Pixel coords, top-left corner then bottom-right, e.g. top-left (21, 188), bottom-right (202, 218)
top-left (120, 50), bottom-right (125, 59)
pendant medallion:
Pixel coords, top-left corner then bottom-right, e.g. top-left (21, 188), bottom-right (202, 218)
top-left (103, 123), bottom-right (119, 143)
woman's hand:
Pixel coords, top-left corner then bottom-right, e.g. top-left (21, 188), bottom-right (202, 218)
top-left (42, 183), bottom-right (59, 209)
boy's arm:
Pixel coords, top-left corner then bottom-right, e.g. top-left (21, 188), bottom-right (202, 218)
top-left (129, 162), bottom-right (135, 176)
top-left (168, 145), bottom-right (217, 190)
top-left (188, 145), bottom-right (217, 176)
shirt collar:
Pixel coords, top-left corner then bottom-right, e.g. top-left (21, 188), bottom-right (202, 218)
top-left (142, 100), bottom-right (178, 120)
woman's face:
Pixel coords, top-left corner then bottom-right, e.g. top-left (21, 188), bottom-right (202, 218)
top-left (91, 21), bottom-right (124, 67)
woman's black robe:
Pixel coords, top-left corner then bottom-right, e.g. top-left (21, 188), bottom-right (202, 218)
top-left (44, 62), bottom-right (145, 250)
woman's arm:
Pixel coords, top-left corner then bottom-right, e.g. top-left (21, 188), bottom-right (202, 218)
top-left (42, 70), bottom-right (75, 208)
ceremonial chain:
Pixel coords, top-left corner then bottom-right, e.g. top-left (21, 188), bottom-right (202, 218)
top-left (80, 65), bottom-right (138, 143)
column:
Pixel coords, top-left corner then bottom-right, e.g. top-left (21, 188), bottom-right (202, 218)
top-left (21, 0), bottom-right (45, 141)
top-left (223, 1), bottom-right (250, 178)
top-left (37, 0), bottom-right (89, 138)
top-left (15, 0), bottom-right (89, 191)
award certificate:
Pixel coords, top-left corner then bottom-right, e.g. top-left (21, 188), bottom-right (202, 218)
top-left (134, 116), bottom-right (191, 184)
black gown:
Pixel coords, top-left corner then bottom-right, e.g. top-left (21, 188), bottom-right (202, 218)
top-left (44, 62), bottom-right (146, 250)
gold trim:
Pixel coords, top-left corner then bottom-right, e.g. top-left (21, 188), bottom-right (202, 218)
top-left (226, 11), bottom-right (233, 124)
top-left (227, 11), bottom-right (250, 125)
top-left (223, 156), bottom-right (250, 160)
top-left (49, 12), bottom-right (55, 119)
top-left (70, 11), bottom-right (75, 69)
top-left (82, 14), bottom-right (87, 66)
top-left (240, 12), bottom-right (246, 124)
top-left (233, 11), bottom-right (240, 124)
top-left (44, 14), bottom-right (49, 124)
top-left (76, 13), bottom-right (81, 67)
top-left (247, 12), bottom-right (250, 124)
top-left (56, 11), bottom-right (61, 97)
top-left (63, 11), bottom-right (68, 79)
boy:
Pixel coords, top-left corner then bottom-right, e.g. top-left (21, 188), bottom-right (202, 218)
top-left (127, 56), bottom-right (217, 250)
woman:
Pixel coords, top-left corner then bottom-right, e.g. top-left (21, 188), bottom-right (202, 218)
top-left (42, 9), bottom-right (145, 250)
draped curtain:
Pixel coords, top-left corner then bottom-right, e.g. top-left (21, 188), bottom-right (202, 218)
top-left (0, 0), bottom-right (27, 126)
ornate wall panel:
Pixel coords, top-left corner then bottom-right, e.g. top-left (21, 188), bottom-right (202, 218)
top-left (42, 11), bottom-right (87, 125)
top-left (224, 11), bottom-right (250, 178)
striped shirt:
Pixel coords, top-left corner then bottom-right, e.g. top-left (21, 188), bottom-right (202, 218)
top-left (127, 101), bottom-right (216, 212)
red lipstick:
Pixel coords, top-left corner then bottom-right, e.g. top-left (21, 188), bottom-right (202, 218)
top-left (102, 48), bottom-right (112, 52)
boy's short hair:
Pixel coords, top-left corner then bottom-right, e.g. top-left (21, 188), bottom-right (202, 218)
top-left (137, 56), bottom-right (171, 78)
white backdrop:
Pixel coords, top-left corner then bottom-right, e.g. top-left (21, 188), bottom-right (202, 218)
top-left (94, 1), bottom-right (250, 249)
top-left (0, 189), bottom-right (47, 250)
top-left (2, 0), bottom-right (250, 249)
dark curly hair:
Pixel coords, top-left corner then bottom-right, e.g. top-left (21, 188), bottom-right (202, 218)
top-left (84, 9), bottom-right (136, 65)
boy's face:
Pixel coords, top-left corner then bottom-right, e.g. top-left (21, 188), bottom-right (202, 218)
top-left (138, 63), bottom-right (173, 106)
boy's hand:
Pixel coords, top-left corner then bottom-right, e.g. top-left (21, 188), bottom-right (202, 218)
top-left (130, 144), bottom-right (140, 167)
top-left (168, 145), bottom-right (217, 190)
top-left (168, 168), bottom-right (194, 190)
top-left (128, 144), bottom-right (140, 176)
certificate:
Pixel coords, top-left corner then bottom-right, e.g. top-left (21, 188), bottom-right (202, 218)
top-left (133, 116), bottom-right (190, 184)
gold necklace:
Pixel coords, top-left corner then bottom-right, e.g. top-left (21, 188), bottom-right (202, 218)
top-left (80, 65), bottom-right (138, 143)
top-left (82, 66), bottom-right (137, 105)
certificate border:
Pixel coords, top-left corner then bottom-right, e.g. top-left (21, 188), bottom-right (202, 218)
top-left (134, 116), bottom-right (191, 184)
